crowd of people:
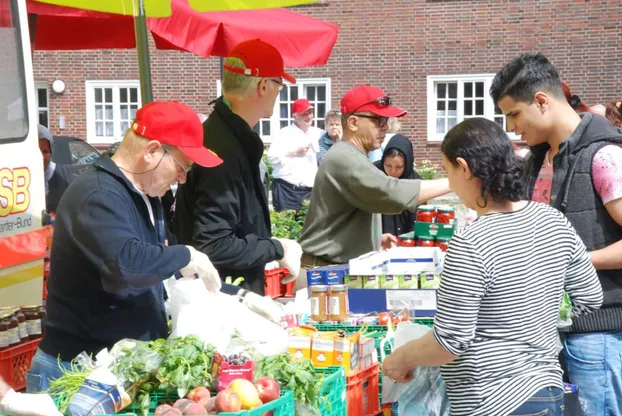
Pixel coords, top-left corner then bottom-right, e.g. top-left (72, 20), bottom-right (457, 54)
top-left (28, 35), bottom-right (622, 416)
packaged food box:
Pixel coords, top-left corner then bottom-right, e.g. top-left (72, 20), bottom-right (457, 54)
top-left (349, 251), bottom-right (388, 276)
top-left (398, 274), bottom-right (419, 289)
top-left (211, 352), bottom-right (255, 392)
top-left (345, 274), bottom-right (364, 289)
top-left (386, 247), bottom-right (443, 274)
top-left (414, 221), bottom-right (455, 239)
top-left (379, 274), bottom-right (400, 289)
top-left (362, 275), bottom-right (381, 289)
top-left (322, 265), bottom-right (347, 286)
top-left (311, 333), bottom-right (336, 368)
top-left (288, 336), bottom-right (312, 361)
top-left (420, 273), bottom-right (442, 289)
top-left (334, 333), bottom-right (360, 375)
top-left (307, 268), bottom-right (324, 286)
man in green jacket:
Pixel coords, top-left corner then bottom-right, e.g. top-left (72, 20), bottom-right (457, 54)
top-left (297, 85), bottom-right (450, 286)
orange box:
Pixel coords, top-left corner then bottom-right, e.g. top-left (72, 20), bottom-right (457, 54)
top-left (288, 336), bottom-right (311, 361)
top-left (333, 333), bottom-right (360, 375)
top-left (311, 336), bottom-right (335, 368)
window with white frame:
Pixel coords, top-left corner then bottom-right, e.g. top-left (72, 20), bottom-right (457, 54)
top-left (427, 74), bottom-right (516, 142)
top-left (85, 81), bottom-right (141, 143)
top-left (217, 78), bottom-right (331, 143)
top-left (35, 83), bottom-right (49, 128)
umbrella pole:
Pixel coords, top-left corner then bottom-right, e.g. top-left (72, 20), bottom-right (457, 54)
top-left (134, 0), bottom-right (153, 104)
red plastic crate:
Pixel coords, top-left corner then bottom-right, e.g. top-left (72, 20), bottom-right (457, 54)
top-left (280, 268), bottom-right (295, 297)
top-left (0, 339), bottom-right (40, 391)
top-left (264, 268), bottom-right (283, 298)
top-left (346, 362), bottom-right (381, 416)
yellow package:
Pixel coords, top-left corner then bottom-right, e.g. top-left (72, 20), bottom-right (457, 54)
top-left (311, 336), bottom-right (335, 368)
top-left (288, 336), bottom-right (311, 361)
top-left (333, 333), bottom-right (360, 375)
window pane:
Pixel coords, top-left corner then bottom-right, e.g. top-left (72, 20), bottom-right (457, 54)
top-left (130, 88), bottom-right (138, 102)
top-left (464, 82), bottom-right (472, 98)
top-left (280, 120), bottom-right (289, 129)
top-left (130, 105), bottom-right (138, 118)
top-left (464, 100), bottom-right (473, 116)
top-left (290, 87), bottom-right (299, 101)
top-left (96, 122), bottom-right (104, 136)
top-left (120, 88), bottom-right (127, 103)
top-left (280, 103), bottom-right (288, 119)
top-left (38, 88), bottom-right (48, 107)
top-left (318, 103), bottom-right (326, 117)
top-left (120, 121), bottom-right (129, 133)
top-left (436, 118), bottom-right (445, 134)
top-left (105, 122), bottom-right (114, 136)
top-left (95, 105), bottom-right (103, 120)
top-left (318, 86), bottom-right (326, 101)
top-left (317, 120), bottom-right (325, 130)
top-left (448, 100), bottom-right (457, 114)
top-left (475, 100), bottom-right (484, 115)
top-left (475, 82), bottom-right (484, 97)
top-left (494, 117), bottom-right (505, 128)
top-left (307, 87), bottom-right (316, 101)
top-left (95, 88), bottom-right (102, 103)
top-left (121, 106), bottom-right (128, 120)
top-left (280, 88), bottom-right (288, 101)
top-left (104, 88), bottom-right (113, 102)
top-left (437, 83), bottom-right (446, 98)
top-left (448, 118), bottom-right (457, 129)
top-left (436, 101), bottom-right (445, 116)
top-left (262, 120), bottom-right (271, 136)
top-left (39, 111), bottom-right (49, 127)
top-left (448, 83), bottom-right (457, 99)
top-left (105, 105), bottom-right (113, 119)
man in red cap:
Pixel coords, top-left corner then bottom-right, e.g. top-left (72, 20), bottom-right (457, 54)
top-left (297, 86), bottom-right (450, 285)
top-left (267, 98), bottom-right (323, 211)
top-left (28, 101), bottom-right (228, 392)
top-left (174, 40), bottom-right (302, 307)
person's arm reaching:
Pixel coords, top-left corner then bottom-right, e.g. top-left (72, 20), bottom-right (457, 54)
top-left (0, 376), bottom-right (61, 416)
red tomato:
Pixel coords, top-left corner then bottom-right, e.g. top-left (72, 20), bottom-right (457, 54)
top-left (378, 312), bottom-right (391, 325)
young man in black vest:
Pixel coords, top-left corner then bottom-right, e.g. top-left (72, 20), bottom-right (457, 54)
top-left (492, 53), bottom-right (622, 415)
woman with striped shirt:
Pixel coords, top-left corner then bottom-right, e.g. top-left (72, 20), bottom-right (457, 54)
top-left (382, 117), bottom-right (603, 416)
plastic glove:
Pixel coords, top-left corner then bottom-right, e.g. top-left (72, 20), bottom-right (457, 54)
top-left (0, 389), bottom-right (62, 416)
top-left (273, 238), bottom-right (302, 284)
top-left (239, 290), bottom-right (286, 323)
top-left (179, 246), bottom-right (222, 293)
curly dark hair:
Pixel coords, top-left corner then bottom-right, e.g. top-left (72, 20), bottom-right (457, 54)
top-left (441, 118), bottom-right (526, 207)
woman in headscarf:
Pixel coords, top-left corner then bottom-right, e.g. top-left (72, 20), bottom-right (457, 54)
top-left (38, 125), bottom-right (72, 213)
top-left (374, 134), bottom-right (421, 235)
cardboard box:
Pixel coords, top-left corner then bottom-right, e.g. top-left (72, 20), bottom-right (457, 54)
top-left (349, 251), bottom-right (387, 276)
top-left (346, 274), bottom-right (364, 289)
top-left (359, 336), bottom-right (375, 357)
top-left (288, 336), bottom-right (312, 361)
top-left (334, 333), bottom-right (360, 375)
top-left (420, 273), bottom-right (442, 289)
top-left (307, 269), bottom-right (324, 286)
top-left (311, 336), bottom-right (335, 368)
top-left (322, 266), bottom-right (347, 286)
top-left (380, 274), bottom-right (400, 289)
top-left (386, 247), bottom-right (443, 274)
top-left (398, 274), bottom-right (419, 289)
top-left (414, 221), bottom-right (455, 239)
top-left (362, 275), bottom-right (381, 289)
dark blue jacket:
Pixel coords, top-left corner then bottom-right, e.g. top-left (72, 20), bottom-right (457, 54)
top-left (40, 155), bottom-right (192, 360)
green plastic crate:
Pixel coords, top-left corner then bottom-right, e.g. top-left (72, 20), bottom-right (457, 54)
top-left (315, 366), bottom-right (346, 416)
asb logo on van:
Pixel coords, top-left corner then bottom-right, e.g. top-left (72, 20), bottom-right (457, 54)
top-left (0, 167), bottom-right (31, 218)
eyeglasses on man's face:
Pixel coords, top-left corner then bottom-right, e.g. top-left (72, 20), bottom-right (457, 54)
top-left (164, 147), bottom-right (193, 174)
top-left (269, 78), bottom-right (285, 92)
top-left (351, 113), bottom-right (389, 128)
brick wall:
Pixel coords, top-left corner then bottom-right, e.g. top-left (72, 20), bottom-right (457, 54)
top-left (33, 0), bottom-right (622, 164)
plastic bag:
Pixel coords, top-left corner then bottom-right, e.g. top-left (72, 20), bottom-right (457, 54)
top-left (392, 322), bottom-right (450, 416)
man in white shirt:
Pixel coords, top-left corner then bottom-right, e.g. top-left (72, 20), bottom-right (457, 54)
top-left (267, 98), bottom-right (323, 211)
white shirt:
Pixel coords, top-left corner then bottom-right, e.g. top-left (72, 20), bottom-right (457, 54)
top-left (267, 124), bottom-right (322, 188)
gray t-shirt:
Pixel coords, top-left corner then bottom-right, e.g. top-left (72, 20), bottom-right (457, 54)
top-left (299, 140), bottom-right (420, 263)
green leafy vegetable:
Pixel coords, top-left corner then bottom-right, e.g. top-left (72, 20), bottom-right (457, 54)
top-left (255, 353), bottom-right (321, 405)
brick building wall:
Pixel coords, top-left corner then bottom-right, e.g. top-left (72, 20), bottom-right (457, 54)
top-left (33, 0), bottom-right (622, 164)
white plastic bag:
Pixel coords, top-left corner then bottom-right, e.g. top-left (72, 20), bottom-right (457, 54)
top-left (392, 322), bottom-right (450, 416)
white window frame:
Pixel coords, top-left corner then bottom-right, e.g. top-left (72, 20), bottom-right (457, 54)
top-left (35, 82), bottom-right (49, 128)
top-left (85, 80), bottom-right (141, 144)
top-left (427, 74), bottom-right (517, 142)
top-left (217, 78), bottom-right (331, 144)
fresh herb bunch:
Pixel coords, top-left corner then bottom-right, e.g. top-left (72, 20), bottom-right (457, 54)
top-left (255, 353), bottom-right (321, 405)
top-left (46, 358), bottom-right (91, 414)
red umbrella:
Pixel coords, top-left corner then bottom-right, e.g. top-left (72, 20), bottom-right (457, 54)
top-left (27, 0), bottom-right (338, 67)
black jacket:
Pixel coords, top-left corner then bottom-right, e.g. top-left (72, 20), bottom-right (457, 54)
top-left (46, 164), bottom-right (73, 213)
top-left (374, 134), bottom-right (421, 235)
top-left (173, 98), bottom-right (284, 295)
top-left (40, 155), bottom-right (191, 360)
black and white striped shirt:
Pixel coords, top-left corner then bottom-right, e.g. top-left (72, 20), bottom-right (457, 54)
top-left (433, 202), bottom-right (602, 416)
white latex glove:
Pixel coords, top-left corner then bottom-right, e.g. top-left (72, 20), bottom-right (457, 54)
top-left (179, 246), bottom-right (222, 293)
top-left (273, 238), bottom-right (302, 283)
top-left (239, 289), bottom-right (286, 323)
top-left (0, 389), bottom-right (62, 416)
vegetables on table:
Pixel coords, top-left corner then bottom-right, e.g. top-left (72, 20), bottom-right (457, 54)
top-left (255, 376), bottom-right (281, 404)
top-left (46, 358), bottom-right (91, 414)
top-left (255, 353), bottom-right (321, 406)
top-left (215, 390), bottom-right (242, 412)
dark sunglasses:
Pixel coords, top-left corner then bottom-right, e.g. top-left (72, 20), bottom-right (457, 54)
top-left (352, 96), bottom-right (392, 113)
top-left (352, 114), bottom-right (389, 128)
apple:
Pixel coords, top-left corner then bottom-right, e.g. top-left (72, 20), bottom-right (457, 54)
top-left (215, 390), bottom-right (242, 413)
top-left (255, 377), bottom-right (281, 404)
top-left (187, 386), bottom-right (211, 403)
top-left (228, 379), bottom-right (260, 410)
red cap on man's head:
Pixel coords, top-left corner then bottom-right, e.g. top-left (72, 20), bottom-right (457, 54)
top-left (132, 101), bottom-right (223, 168)
top-left (223, 39), bottom-right (296, 84)
top-left (292, 98), bottom-right (313, 114)
top-left (341, 85), bottom-right (407, 118)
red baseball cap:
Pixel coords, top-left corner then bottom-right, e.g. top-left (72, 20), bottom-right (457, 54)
top-left (223, 39), bottom-right (296, 84)
top-left (341, 85), bottom-right (407, 118)
top-left (132, 101), bottom-right (223, 168)
top-left (292, 98), bottom-right (313, 114)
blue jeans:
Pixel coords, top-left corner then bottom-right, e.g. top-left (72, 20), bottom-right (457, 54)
top-left (509, 387), bottom-right (565, 415)
top-left (563, 330), bottom-right (622, 416)
top-left (26, 349), bottom-right (72, 393)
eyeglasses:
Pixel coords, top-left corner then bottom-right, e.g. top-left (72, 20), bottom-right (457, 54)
top-left (164, 147), bottom-right (193, 174)
top-left (269, 78), bottom-right (285, 92)
top-left (351, 96), bottom-right (392, 113)
top-left (352, 113), bottom-right (389, 128)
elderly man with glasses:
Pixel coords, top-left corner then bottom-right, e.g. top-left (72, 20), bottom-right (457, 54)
top-left (174, 39), bottom-right (302, 308)
top-left (296, 85), bottom-right (451, 288)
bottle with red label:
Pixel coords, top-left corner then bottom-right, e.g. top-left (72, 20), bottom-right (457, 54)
top-left (416, 206), bottom-right (436, 223)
